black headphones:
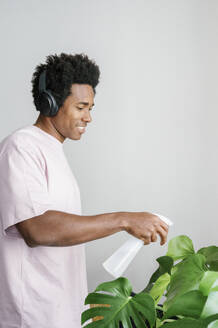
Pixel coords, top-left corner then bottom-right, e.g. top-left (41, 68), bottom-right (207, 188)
top-left (37, 70), bottom-right (59, 117)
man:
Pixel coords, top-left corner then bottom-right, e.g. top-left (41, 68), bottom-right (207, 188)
top-left (0, 53), bottom-right (168, 328)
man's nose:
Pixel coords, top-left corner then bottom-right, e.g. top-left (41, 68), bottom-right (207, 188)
top-left (82, 109), bottom-right (92, 123)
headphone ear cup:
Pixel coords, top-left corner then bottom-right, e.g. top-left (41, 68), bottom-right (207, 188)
top-left (47, 91), bottom-right (59, 117)
top-left (37, 70), bottom-right (59, 117)
top-left (38, 92), bottom-right (52, 116)
top-left (38, 91), bottom-right (59, 117)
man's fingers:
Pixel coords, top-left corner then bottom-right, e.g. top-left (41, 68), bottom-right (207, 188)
top-left (151, 231), bottom-right (157, 243)
top-left (160, 222), bottom-right (169, 233)
top-left (155, 217), bottom-right (169, 233)
top-left (143, 231), bottom-right (158, 245)
top-left (156, 226), bottom-right (168, 245)
top-left (143, 236), bottom-right (151, 245)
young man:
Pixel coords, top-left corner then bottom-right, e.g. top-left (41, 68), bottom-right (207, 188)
top-left (0, 53), bottom-right (168, 328)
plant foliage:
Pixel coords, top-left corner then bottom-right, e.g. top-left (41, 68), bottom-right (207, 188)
top-left (82, 235), bottom-right (218, 327)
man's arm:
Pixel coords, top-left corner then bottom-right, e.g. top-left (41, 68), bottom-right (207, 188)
top-left (16, 210), bottom-right (169, 247)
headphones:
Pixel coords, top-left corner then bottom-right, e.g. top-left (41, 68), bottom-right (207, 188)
top-left (37, 70), bottom-right (59, 117)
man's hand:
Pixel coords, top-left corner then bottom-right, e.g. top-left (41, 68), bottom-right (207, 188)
top-left (122, 212), bottom-right (169, 245)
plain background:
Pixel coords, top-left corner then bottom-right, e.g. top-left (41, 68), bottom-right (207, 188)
top-left (0, 0), bottom-right (218, 293)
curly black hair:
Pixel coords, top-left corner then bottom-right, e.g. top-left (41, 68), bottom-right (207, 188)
top-left (31, 53), bottom-right (100, 111)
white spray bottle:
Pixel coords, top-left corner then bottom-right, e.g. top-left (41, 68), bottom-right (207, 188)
top-left (102, 213), bottom-right (173, 278)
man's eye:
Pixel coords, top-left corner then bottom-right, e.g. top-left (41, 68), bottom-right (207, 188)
top-left (77, 106), bottom-right (93, 111)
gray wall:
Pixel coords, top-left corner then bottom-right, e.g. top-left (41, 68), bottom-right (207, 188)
top-left (1, 0), bottom-right (218, 293)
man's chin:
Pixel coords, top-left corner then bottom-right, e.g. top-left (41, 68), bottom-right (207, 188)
top-left (69, 134), bottom-right (82, 141)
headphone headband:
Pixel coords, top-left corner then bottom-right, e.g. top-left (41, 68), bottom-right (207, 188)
top-left (39, 70), bottom-right (46, 92)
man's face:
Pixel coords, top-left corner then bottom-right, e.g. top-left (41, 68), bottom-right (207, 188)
top-left (52, 84), bottom-right (95, 141)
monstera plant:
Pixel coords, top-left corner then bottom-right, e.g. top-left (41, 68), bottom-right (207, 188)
top-left (81, 235), bottom-right (218, 327)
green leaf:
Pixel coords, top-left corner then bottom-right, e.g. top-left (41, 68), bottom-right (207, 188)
top-left (143, 256), bottom-right (173, 293)
top-left (198, 247), bottom-right (218, 271)
top-left (82, 277), bottom-right (156, 328)
top-left (162, 317), bottom-right (205, 328)
top-left (164, 254), bottom-right (206, 310)
top-left (149, 273), bottom-right (171, 305)
top-left (149, 256), bottom-right (173, 283)
top-left (200, 291), bottom-right (218, 319)
top-left (95, 277), bottom-right (132, 297)
top-left (166, 235), bottom-right (195, 261)
top-left (163, 286), bottom-right (218, 320)
top-left (169, 260), bottom-right (184, 276)
top-left (162, 315), bottom-right (218, 328)
top-left (199, 271), bottom-right (218, 296)
top-left (208, 320), bottom-right (218, 328)
top-left (156, 318), bottom-right (162, 328)
top-left (163, 290), bottom-right (207, 319)
top-left (203, 314), bottom-right (218, 326)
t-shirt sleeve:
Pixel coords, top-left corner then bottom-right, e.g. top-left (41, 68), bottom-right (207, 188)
top-left (0, 144), bottom-right (52, 238)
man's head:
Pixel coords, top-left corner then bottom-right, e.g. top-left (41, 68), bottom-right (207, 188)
top-left (31, 53), bottom-right (100, 142)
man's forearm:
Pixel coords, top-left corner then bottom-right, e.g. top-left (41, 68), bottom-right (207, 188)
top-left (18, 210), bottom-right (127, 247)
top-left (16, 209), bottom-right (169, 248)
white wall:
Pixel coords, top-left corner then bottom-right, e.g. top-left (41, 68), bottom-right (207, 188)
top-left (0, 0), bottom-right (218, 293)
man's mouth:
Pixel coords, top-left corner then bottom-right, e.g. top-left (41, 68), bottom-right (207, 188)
top-left (77, 126), bottom-right (86, 133)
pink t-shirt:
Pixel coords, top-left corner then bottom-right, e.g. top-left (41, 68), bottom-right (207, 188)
top-left (0, 125), bottom-right (88, 328)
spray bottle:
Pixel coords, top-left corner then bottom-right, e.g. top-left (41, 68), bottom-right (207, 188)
top-left (103, 213), bottom-right (173, 278)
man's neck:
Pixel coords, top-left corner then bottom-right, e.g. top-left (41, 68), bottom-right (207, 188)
top-left (33, 115), bottom-right (65, 143)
